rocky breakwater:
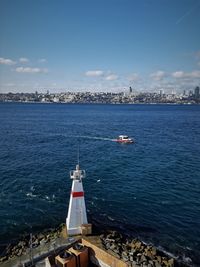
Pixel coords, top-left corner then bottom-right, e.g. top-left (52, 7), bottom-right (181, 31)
top-left (100, 231), bottom-right (189, 267)
top-left (0, 223), bottom-right (65, 263)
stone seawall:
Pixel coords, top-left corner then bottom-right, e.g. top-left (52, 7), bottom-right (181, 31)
top-left (0, 223), bottom-right (66, 263)
top-left (0, 225), bottom-right (192, 267)
top-left (97, 231), bottom-right (191, 267)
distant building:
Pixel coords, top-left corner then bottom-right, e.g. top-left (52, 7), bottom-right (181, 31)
top-left (189, 90), bottom-right (193, 97)
top-left (129, 87), bottom-right (133, 94)
top-left (194, 86), bottom-right (200, 99)
top-left (171, 90), bottom-right (176, 95)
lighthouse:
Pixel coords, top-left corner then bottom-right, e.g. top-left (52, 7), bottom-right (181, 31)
top-left (66, 164), bottom-right (91, 236)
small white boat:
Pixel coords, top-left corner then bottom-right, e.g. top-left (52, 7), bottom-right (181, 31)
top-left (114, 135), bottom-right (134, 144)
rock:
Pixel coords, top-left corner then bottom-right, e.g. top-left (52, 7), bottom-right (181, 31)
top-left (162, 259), bottom-right (168, 266)
top-left (145, 250), bottom-right (154, 260)
top-left (131, 260), bottom-right (137, 267)
top-left (148, 260), bottom-right (154, 266)
top-left (5, 244), bottom-right (13, 255)
top-left (151, 247), bottom-right (157, 256)
top-left (110, 243), bottom-right (117, 251)
top-left (0, 256), bottom-right (8, 262)
top-left (122, 251), bottom-right (128, 257)
top-left (16, 249), bottom-right (23, 256)
top-left (129, 255), bottom-right (134, 262)
top-left (136, 254), bottom-right (142, 264)
top-left (141, 255), bottom-right (147, 263)
top-left (154, 261), bottom-right (162, 267)
top-left (113, 248), bottom-right (120, 255)
top-left (156, 256), bottom-right (162, 263)
top-left (135, 241), bottom-right (142, 250)
top-left (37, 233), bottom-right (45, 241)
top-left (100, 234), bottom-right (105, 240)
top-left (18, 241), bottom-right (26, 248)
top-left (105, 242), bottom-right (111, 250)
top-left (130, 249), bottom-right (137, 256)
top-left (122, 255), bottom-right (129, 262)
top-left (168, 258), bottom-right (174, 267)
top-left (32, 240), bottom-right (39, 248)
top-left (105, 237), bottom-right (115, 243)
top-left (40, 239), bottom-right (47, 245)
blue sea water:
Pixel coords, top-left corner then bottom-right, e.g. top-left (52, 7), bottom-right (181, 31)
top-left (0, 103), bottom-right (200, 265)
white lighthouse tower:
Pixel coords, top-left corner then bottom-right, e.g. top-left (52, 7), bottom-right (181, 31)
top-left (66, 164), bottom-right (89, 235)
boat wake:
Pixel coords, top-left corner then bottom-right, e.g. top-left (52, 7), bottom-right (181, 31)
top-left (74, 135), bottom-right (115, 141)
top-left (51, 133), bottom-right (115, 141)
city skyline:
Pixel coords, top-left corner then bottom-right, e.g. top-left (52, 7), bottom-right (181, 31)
top-left (0, 0), bottom-right (200, 93)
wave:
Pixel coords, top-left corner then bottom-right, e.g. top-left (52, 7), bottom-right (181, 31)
top-left (26, 192), bottom-right (37, 198)
top-left (33, 208), bottom-right (46, 214)
top-left (43, 194), bottom-right (56, 202)
top-left (26, 192), bottom-right (56, 202)
top-left (107, 216), bottom-right (115, 221)
top-left (30, 185), bottom-right (35, 192)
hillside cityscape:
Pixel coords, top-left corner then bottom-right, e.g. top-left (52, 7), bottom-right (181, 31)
top-left (1, 86), bottom-right (200, 104)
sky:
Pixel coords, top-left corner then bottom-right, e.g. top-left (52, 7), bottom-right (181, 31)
top-left (0, 0), bottom-right (200, 93)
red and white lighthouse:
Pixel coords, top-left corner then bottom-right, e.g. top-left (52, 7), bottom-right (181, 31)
top-left (66, 164), bottom-right (88, 235)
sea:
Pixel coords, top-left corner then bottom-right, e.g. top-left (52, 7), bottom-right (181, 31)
top-left (0, 102), bottom-right (200, 265)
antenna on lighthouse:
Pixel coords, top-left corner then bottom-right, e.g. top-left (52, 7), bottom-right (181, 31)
top-left (77, 143), bottom-right (80, 166)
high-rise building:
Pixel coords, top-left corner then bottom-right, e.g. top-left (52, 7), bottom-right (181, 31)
top-left (159, 89), bottom-right (164, 97)
top-left (194, 86), bottom-right (200, 99)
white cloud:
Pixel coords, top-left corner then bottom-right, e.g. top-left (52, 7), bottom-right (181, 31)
top-left (0, 57), bottom-right (16, 65)
top-left (150, 70), bottom-right (166, 81)
top-left (4, 83), bottom-right (15, 87)
top-left (172, 70), bottom-right (200, 78)
top-left (105, 74), bottom-right (118, 81)
top-left (172, 71), bottom-right (185, 78)
top-left (19, 57), bottom-right (29, 63)
top-left (38, 58), bottom-right (47, 63)
top-left (85, 70), bottom-right (104, 77)
top-left (15, 67), bottom-right (48, 73)
top-left (128, 73), bottom-right (139, 81)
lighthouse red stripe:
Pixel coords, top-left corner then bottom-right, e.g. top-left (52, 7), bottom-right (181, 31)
top-left (71, 191), bottom-right (84, 197)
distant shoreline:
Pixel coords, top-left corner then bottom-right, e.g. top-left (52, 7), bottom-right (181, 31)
top-left (0, 101), bottom-right (199, 105)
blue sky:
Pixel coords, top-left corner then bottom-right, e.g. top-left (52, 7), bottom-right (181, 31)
top-left (0, 0), bottom-right (200, 93)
